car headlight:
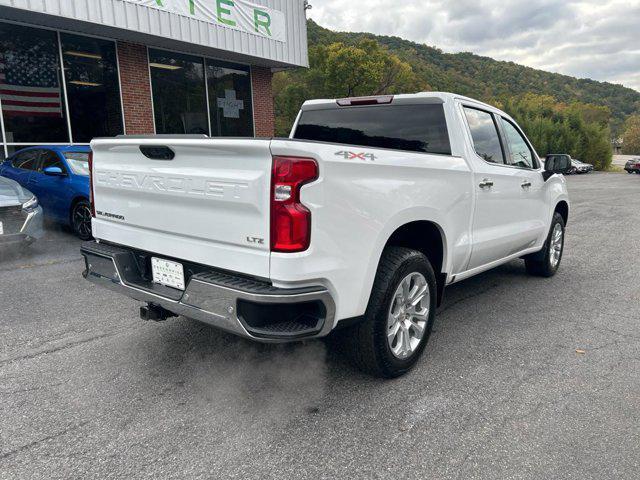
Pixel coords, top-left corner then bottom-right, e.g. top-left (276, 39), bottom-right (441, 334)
top-left (22, 196), bottom-right (38, 211)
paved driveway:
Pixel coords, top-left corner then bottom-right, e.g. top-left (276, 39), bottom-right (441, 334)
top-left (1, 172), bottom-right (639, 479)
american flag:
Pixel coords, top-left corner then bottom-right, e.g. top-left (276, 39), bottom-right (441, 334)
top-left (0, 48), bottom-right (63, 117)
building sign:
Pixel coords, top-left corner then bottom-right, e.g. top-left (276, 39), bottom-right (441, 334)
top-left (122, 0), bottom-right (287, 42)
top-left (217, 89), bottom-right (244, 118)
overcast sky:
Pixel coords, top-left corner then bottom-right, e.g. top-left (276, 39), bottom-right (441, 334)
top-left (308, 0), bottom-right (640, 92)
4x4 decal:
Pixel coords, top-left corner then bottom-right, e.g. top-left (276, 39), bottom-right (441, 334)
top-left (335, 151), bottom-right (377, 161)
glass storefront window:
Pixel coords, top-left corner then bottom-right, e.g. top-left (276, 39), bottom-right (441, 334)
top-left (0, 23), bottom-right (69, 143)
top-left (149, 49), bottom-right (208, 135)
top-left (60, 33), bottom-right (123, 143)
top-left (206, 60), bottom-right (253, 137)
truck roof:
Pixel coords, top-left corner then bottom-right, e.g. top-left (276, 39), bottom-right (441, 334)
top-left (300, 92), bottom-right (497, 112)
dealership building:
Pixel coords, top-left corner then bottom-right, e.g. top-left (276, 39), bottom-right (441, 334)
top-left (0, 0), bottom-right (309, 159)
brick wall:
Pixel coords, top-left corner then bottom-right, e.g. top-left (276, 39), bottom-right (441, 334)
top-left (117, 42), bottom-right (155, 135)
top-left (116, 42), bottom-right (274, 138)
top-left (251, 66), bottom-right (275, 137)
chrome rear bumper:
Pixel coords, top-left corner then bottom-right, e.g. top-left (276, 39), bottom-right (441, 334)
top-left (80, 241), bottom-right (335, 342)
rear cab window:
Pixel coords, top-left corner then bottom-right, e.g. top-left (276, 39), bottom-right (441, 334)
top-left (293, 103), bottom-right (452, 155)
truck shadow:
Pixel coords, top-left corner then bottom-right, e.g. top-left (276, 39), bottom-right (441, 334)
top-left (135, 259), bottom-right (535, 404)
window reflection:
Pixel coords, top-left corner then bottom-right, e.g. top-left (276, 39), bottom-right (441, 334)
top-left (9, 148), bottom-right (40, 169)
top-left (500, 118), bottom-right (535, 169)
top-left (40, 149), bottom-right (67, 173)
top-left (206, 60), bottom-right (253, 137)
top-left (149, 49), bottom-right (208, 135)
top-left (464, 107), bottom-right (505, 164)
top-left (0, 23), bottom-right (69, 143)
top-left (7, 145), bottom-right (39, 157)
top-left (61, 33), bottom-right (123, 142)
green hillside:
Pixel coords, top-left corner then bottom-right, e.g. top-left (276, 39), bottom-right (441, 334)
top-left (303, 20), bottom-right (640, 126)
top-left (274, 21), bottom-right (640, 166)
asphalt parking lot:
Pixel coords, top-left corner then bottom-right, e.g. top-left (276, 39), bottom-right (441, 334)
top-left (1, 172), bottom-right (639, 479)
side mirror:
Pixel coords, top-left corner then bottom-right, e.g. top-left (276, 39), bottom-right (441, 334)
top-left (543, 154), bottom-right (572, 181)
top-left (43, 166), bottom-right (65, 176)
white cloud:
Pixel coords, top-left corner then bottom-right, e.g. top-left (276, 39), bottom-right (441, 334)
top-left (308, 0), bottom-right (640, 91)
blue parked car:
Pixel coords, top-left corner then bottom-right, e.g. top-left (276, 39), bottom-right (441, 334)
top-left (0, 146), bottom-right (93, 239)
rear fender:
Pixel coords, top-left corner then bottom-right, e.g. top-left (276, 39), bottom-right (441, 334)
top-left (357, 208), bottom-right (450, 316)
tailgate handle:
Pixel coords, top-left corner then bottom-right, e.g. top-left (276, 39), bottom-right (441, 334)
top-left (139, 145), bottom-right (175, 160)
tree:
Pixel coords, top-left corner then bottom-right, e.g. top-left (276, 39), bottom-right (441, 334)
top-left (622, 115), bottom-right (640, 154)
top-left (503, 93), bottom-right (612, 169)
top-left (273, 39), bottom-right (424, 135)
top-left (273, 21), bottom-right (630, 165)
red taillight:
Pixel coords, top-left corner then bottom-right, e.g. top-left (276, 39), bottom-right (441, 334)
top-left (270, 156), bottom-right (318, 253)
top-left (88, 151), bottom-right (95, 217)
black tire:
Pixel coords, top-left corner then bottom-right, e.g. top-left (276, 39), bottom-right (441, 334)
top-left (525, 212), bottom-right (565, 277)
top-left (71, 199), bottom-right (93, 240)
top-left (335, 247), bottom-right (437, 378)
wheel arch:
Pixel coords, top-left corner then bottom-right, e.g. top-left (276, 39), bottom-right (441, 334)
top-left (555, 200), bottom-right (569, 226)
top-left (69, 195), bottom-right (90, 226)
top-left (379, 219), bottom-right (448, 307)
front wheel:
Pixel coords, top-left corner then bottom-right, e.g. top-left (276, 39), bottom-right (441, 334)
top-left (71, 200), bottom-right (93, 240)
top-left (336, 247), bottom-right (437, 378)
top-left (525, 212), bottom-right (565, 277)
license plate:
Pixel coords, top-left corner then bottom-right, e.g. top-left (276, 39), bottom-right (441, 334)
top-left (151, 257), bottom-right (185, 290)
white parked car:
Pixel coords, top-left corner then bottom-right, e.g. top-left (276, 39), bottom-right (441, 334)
top-left (82, 92), bottom-right (571, 377)
top-left (0, 176), bottom-right (44, 247)
top-left (570, 159), bottom-right (594, 174)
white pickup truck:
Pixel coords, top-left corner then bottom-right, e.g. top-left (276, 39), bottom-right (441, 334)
top-left (81, 92), bottom-right (571, 377)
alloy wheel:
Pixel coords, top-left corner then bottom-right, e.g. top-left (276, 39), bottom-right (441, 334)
top-left (74, 203), bottom-right (92, 239)
top-left (549, 222), bottom-right (563, 268)
top-left (387, 272), bottom-right (430, 359)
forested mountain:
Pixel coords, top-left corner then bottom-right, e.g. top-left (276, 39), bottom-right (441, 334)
top-left (304, 20), bottom-right (640, 125)
top-left (273, 21), bottom-right (640, 166)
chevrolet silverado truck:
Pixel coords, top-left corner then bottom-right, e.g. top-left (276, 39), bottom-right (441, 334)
top-left (81, 92), bottom-right (571, 378)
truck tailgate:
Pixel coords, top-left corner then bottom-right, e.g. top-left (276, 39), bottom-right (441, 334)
top-left (90, 137), bottom-right (272, 279)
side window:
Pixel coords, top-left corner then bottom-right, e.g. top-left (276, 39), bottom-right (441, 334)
top-left (463, 107), bottom-right (505, 164)
top-left (12, 150), bottom-right (41, 171)
top-left (40, 150), bottom-right (67, 173)
top-left (500, 118), bottom-right (536, 169)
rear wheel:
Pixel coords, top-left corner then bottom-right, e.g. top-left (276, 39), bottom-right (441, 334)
top-left (525, 212), bottom-right (565, 277)
top-left (71, 200), bottom-right (93, 240)
top-left (336, 247), bottom-right (437, 378)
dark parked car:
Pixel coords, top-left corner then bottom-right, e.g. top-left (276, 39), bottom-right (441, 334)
top-left (0, 146), bottom-right (92, 239)
top-left (624, 158), bottom-right (640, 174)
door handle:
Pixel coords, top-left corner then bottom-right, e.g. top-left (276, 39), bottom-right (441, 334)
top-left (479, 179), bottom-right (494, 189)
top-left (521, 181), bottom-right (532, 189)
